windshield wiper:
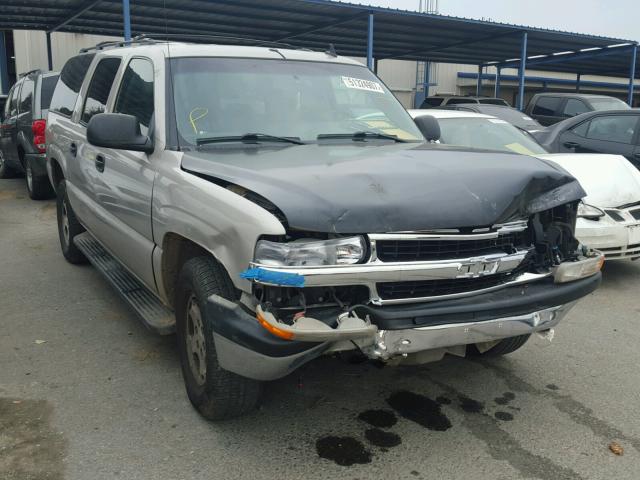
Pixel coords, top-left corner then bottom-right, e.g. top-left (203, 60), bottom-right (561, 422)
top-left (197, 133), bottom-right (305, 146)
top-left (317, 131), bottom-right (408, 143)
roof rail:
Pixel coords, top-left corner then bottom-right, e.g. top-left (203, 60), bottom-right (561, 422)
top-left (79, 37), bottom-right (162, 53)
top-left (134, 33), bottom-right (311, 50)
top-left (19, 68), bottom-right (43, 78)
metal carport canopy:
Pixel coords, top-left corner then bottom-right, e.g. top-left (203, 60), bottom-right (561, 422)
top-left (1, 0), bottom-right (638, 106)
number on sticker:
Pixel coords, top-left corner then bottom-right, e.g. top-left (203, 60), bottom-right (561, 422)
top-left (341, 76), bottom-right (384, 93)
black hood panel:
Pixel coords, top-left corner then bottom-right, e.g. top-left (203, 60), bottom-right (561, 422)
top-left (181, 143), bottom-right (585, 233)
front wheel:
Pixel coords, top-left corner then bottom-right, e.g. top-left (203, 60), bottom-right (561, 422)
top-left (468, 334), bottom-right (531, 357)
top-left (175, 256), bottom-right (262, 421)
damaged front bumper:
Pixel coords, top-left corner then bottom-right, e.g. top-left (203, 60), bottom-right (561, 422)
top-left (208, 265), bottom-right (601, 381)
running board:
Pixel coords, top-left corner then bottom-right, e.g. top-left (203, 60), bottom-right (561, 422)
top-left (74, 232), bottom-right (175, 335)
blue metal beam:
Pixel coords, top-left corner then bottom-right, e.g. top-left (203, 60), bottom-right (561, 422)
top-left (366, 13), bottom-right (374, 71)
top-left (0, 31), bottom-right (9, 94)
top-left (476, 65), bottom-right (483, 96)
top-left (495, 67), bottom-right (501, 97)
top-left (576, 73), bottom-right (581, 92)
top-left (46, 32), bottom-right (53, 70)
top-left (517, 32), bottom-right (527, 111)
top-left (628, 44), bottom-right (637, 106)
top-left (459, 72), bottom-right (635, 91)
top-left (122, 0), bottom-right (132, 42)
top-left (496, 43), bottom-right (635, 70)
top-left (48, 0), bottom-right (103, 33)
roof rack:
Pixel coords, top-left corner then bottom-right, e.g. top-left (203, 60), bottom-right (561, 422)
top-left (133, 33), bottom-right (309, 50)
top-left (79, 37), bottom-right (162, 53)
top-left (19, 68), bottom-right (43, 78)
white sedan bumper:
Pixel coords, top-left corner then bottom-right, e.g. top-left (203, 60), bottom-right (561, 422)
top-left (576, 210), bottom-right (640, 260)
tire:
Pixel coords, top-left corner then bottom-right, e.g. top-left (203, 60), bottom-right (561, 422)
top-left (56, 180), bottom-right (88, 264)
top-left (175, 256), bottom-right (262, 421)
top-left (469, 334), bottom-right (531, 357)
top-left (26, 157), bottom-right (54, 200)
top-left (0, 149), bottom-right (17, 179)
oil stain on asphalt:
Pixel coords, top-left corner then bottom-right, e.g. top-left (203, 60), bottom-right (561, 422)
top-left (386, 390), bottom-right (452, 431)
top-left (315, 436), bottom-right (372, 466)
top-left (357, 409), bottom-right (397, 429)
top-left (0, 397), bottom-right (66, 480)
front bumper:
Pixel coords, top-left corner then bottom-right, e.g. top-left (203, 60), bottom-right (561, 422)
top-left (576, 216), bottom-right (640, 260)
top-left (208, 272), bottom-right (601, 381)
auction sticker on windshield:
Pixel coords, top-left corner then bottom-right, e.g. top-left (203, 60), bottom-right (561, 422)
top-left (342, 76), bottom-right (384, 93)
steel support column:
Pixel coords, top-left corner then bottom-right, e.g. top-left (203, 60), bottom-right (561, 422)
top-left (495, 67), bottom-right (501, 97)
top-left (366, 13), bottom-right (374, 71)
top-left (0, 31), bottom-right (9, 94)
top-left (576, 73), bottom-right (581, 92)
top-left (46, 32), bottom-right (53, 70)
top-left (517, 32), bottom-right (528, 111)
top-left (628, 44), bottom-right (637, 106)
top-left (476, 65), bottom-right (482, 96)
top-left (424, 61), bottom-right (430, 99)
top-left (123, 0), bottom-right (132, 43)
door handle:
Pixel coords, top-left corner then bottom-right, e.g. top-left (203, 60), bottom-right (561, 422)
top-left (69, 142), bottom-right (77, 157)
top-left (95, 154), bottom-right (105, 173)
top-left (563, 141), bottom-right (579, 149)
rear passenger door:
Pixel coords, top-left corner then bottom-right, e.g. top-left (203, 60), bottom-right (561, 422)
top-left (530, 96), bottom-right (563, 126)
top-left (92, 57), bottom-right (157, 290)
top-left (0, 82), bottom-right (21, 167)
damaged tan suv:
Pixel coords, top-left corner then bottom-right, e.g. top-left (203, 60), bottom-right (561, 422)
top-left (46, 38), bottom-right (603, 420)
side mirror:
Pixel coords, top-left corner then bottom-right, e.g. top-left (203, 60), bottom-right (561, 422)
top-left (87, 113), bottom-right (153, 153)
top-left (413, 115), bottom-right (441, 142)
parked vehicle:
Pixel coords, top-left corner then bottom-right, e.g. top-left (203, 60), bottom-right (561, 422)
top-left (525, 93), bottom-right (630, 126)
top-left (47, 40), bottom-right (602, 420)
top-left (410, 109), bottom-right (640, 260)
top-left (0, 94), bottom-right (7, 122)
top-left (0, 69), bottom-right (59, 199)
top-left (534, 110), bottom-right (640, 169)
top-left (420, 95), bottom-right (509, 109)
top-left (441, 103), bottom-right (543, 133)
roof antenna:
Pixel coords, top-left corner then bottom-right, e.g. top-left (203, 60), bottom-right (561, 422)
top-left (325, 43), bottom-right (337, 57)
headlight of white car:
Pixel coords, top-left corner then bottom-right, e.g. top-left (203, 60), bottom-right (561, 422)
top-left (254, 236), bottom-right (366, 267)
top-left (577, 202), bottom-right (605, 220)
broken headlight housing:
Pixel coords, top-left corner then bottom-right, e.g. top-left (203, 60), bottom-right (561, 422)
top-left (577, 202), bottom-right (605, 220)
top-left (254, 236), bottom-right (366, 267)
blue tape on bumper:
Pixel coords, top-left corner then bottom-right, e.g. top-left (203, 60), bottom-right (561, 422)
top-left (240, 267), bottom-right (305, 288)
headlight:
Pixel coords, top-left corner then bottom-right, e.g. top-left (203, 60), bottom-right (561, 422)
top-left (577, 202), bottom-right (604, 220)
top-left (254, 236), bottom-right (366, 267)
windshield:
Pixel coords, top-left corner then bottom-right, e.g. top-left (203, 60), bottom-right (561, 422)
top-left (170, 57), bottom-right (423, 146)
top-left (437, 117), bottom-right (547, 155)
top-left (589, 97), bottom-right (630, 111)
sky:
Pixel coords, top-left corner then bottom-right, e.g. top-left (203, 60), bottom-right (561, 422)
top-left (358, 0), bottom-right (639, 42)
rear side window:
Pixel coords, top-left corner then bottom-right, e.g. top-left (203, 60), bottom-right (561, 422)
top-left (563, 98), bottom-right (589, 117)
top-left (532, 96), bottom-right (561, 116)
top-left (18, 78), bottom-right (34, 117)
top-left (81, 57), bottom-right (122, 125)
top-left (6, 84), bottom-right (18, 118)
top-left (50, 54), bottom-right (95, 117)
top-left (421, 97), bottom-right (443, 108)
top-left (114, 58), bottom-right (154, 135)
top-left (584, 115), bottom-right (638, 144)
top-left (447, 98), bottom-right (478, 105)
top-left (40, 75), bottom-right (59, 111)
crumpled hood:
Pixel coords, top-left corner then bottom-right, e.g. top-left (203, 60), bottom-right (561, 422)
top-left (537, 153), bottom-right (640, 208)
top-left (182, 143), bottom-right (585, 233)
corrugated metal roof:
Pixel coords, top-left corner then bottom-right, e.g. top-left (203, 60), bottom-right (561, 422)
top-left (1, 0), bottom-right (637, 78)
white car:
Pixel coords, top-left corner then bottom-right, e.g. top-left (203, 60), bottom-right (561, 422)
top-left (409, 109), bottom-right (640, 261)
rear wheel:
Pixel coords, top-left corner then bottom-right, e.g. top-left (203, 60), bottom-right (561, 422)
top-left (175, 256), bottom-right (262, 420)
top-left (469, 334), bottom-right (531, 357)
top-left (25, 158), bottom-right (54, 200)
top-left (56, 180), bottom-right (87, 264)
top-left (0, 150), bottom-right (16, 178)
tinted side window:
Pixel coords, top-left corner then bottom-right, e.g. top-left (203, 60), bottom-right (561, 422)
top-left (40, 75), bottom-right (60, 111)
top-left (50, 54), bottom-right (95, 117)
top-left (81, 58), bottom-right (121, 125)
top-left (532, 96), bottom-right (561, 116)
top-left (18, 78), bottom-right (34, 116)
top-left (563, 99), bottom-right (589, 117)
top-left (571, 121), bottom-right (590, 137)
top-left (114, 58), bottom-right (154, 135)
top-left (421, 98), bottom-right (443, 108)
top-left (5, 85), bottom-right (17, 118)
top-left (447, 98), bottom-right (478, 105)
top-left (585, 115), bottom-right (638, 144)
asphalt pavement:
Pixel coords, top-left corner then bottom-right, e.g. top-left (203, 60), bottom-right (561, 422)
top-left (1, 177), bottom-right (639, 480)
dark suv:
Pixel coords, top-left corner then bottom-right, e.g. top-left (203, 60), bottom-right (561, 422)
top-left (0, 69), bottom-right (59, 199)
top-left (525, 93), bottom-right (630, 127)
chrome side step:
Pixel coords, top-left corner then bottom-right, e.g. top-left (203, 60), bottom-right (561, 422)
top-left (74, 232), bottom-right (175, 335)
